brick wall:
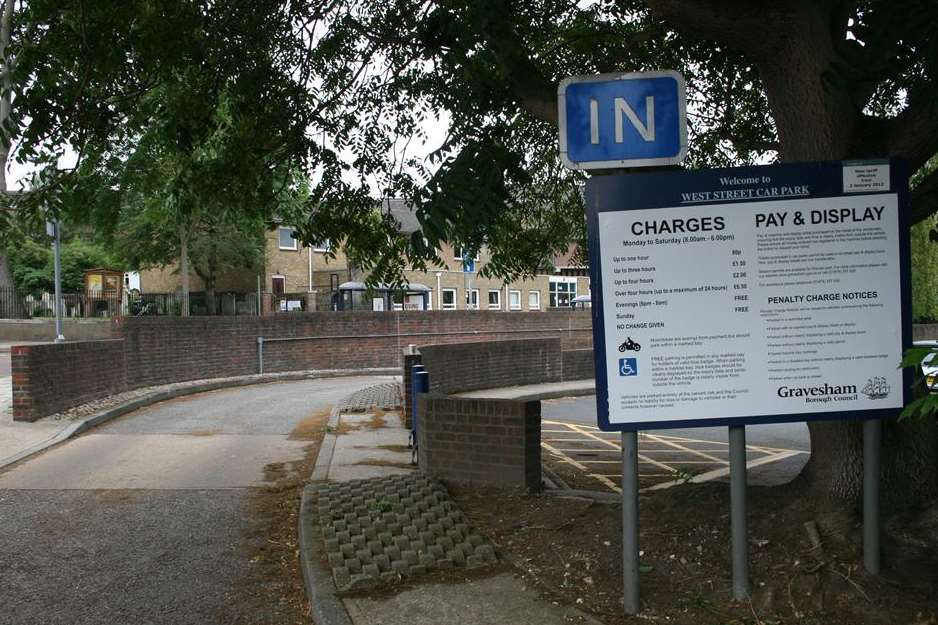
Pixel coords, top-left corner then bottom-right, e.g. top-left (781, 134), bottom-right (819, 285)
top-left (419, 338), bottom-right (563, 395)
top-left (562, 348), bottom-right (595, 381)
top-left (417, 394), bottom-right (541, 489)
top-left (12, 340), bottom-right (127, 422)
top-left (11, 311), bottom-right (592, 421)
top-left (121, 310), bottom-right (591, 387)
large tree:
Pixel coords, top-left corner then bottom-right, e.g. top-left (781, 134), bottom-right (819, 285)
top-left (298, 0), bottom-right (938, 520)
top-left (4, 1), bottom-right (937, 516)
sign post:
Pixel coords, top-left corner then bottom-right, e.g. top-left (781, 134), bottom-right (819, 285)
top-left (584, 160), bottom-right (909, 608)
top-left (559, 70), bottom-right (906, 613)
top-left (729, 425), bottom-right (750, 599)
top-left (560, 70), bottom-right (689, 615)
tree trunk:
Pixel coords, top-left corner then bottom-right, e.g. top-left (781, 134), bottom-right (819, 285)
top-left (205, 277), bottom-right (216, 316)
top-left (0, 0), bottom-right (16, 304)
top-left (178, 226), bottom-right (190, 317)
top-left (0, 0), bottom-right (14, 192)
top-left (750, 8), bottom-right (938, 517)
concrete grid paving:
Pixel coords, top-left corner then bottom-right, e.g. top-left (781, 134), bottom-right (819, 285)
top-left (312, 474), bottom-right (496, 591)
top-left (542, 419), bottom-right (807, 493)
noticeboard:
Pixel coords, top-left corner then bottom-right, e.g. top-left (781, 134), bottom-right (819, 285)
top-left (585, 160), bottom-right (911, 431)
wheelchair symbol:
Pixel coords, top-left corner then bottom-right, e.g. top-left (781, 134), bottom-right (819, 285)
top-left (619, 358), bottom-right (637, 377)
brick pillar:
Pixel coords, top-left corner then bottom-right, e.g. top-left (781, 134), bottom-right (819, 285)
top-left (10, 345), bottom-right (36, 422)
top-left (417, 394), bottom-right (542, 490)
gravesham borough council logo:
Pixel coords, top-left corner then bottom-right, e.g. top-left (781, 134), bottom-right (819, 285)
top-left (861, 377), bottom-right (890, 400)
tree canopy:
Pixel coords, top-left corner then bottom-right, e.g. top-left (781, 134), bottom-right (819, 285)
top-left (4, 1), bottom-right (935, 287)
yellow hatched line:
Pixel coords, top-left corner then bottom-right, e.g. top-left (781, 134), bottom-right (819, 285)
top-left (565, 423), bottom-right (676, 473)
top-left (541, 441), bottom-right (621, 493)
top-left (643, 433), bottom-right (728, 465)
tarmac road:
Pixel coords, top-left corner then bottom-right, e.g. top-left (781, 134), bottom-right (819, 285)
top-left (542, 395), bottom-right (810, 486)
top-left (0, 376), bottom-right (392, 625)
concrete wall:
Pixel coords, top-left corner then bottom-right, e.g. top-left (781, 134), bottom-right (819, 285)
top-left (12, 340), bottom-right (127, 421)
top-left (417, 394), bottom-right (541, 490)
top-left (0, 319), bottom-right (115, 342)
top-left (11, 310), bottom-right (592, 421)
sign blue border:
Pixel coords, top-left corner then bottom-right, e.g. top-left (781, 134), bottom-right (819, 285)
top-left (585, 160), bottom-right (912, 432)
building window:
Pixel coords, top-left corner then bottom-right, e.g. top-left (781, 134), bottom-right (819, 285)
top-left (549, 277), bottom-right (578, 308)
top-left (487, 290), bottom-right (501, 310)
top-left (312, 240), bottom-right (331, 252)
top-left (466, 288), bottom-right (480, 310)
top-left (441, 288), bottom-right (457, 310)
top-left (509, 289), bottom-right (522, 310)
top-left (528, 290), bottom-right (541, 310)
top-left (272, 276), bottom-right (285, 295)
top-left (278, 227), bottom-right (298, 250)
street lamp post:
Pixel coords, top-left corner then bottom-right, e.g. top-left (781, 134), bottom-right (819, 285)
top-left (47, 220), bottom-right (65, 342)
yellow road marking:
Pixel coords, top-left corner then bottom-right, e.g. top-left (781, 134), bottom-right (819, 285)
top-left (541, 441), bottom-right (621, 493)
top-left (565, 423), bottom-right (677, 473)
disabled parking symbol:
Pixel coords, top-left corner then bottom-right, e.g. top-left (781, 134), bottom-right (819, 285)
top-left (619, 358), bottom-right (638, 377)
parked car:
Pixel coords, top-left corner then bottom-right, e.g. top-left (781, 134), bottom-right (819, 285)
top-left (914, 340), bottom-right (938, 393)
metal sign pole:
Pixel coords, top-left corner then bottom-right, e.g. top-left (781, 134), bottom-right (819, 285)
top-left (621, 431), bottom-right (640, 614)
top-left (863, 418), bottom-right (881, 574)
top-left (729, 425), bottom-right (750, 600)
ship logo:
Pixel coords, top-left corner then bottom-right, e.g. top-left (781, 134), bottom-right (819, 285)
top-left (861, 377), bottom-right (890, 400)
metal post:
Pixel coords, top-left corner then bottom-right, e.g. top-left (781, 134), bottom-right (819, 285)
top-left (729, 425), bottom-right (750, 600)
top-left (863, 418), bottom-right (881, 575)
top-left (256, 275), bottom-right (262, 316)
top-left (257, 336), bottom-right (264, 374)
top-left (52, 220), bottom-right (65, 343)
top-left (413, 370), bottom-right (429, 465)
top-left (621, 430), bottom-right (640, 614)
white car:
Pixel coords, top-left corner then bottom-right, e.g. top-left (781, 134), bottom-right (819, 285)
top-left (914, 340), bottom-right (938, 393)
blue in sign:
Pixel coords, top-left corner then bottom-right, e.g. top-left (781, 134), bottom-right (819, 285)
top-left (558, 71), bottom-right (687, 170)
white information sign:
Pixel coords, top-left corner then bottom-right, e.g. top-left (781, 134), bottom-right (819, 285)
top-left (586, 161), bottom-right (909, 430)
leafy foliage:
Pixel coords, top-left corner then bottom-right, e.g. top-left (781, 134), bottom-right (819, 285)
top-left (1, 0), bottom-right (936, 292)
top-left (5, 231), bottom-right (115, 295)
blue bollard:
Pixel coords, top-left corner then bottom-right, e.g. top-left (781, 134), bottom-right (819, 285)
top-left (409, 365), bottom-right (425, 450)
top-left (412, 370), bottom-right (429, 466)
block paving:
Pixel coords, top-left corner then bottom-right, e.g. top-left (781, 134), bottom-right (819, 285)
top-left (311, 474), bottom-right (496, 591)
top-left (340, 382), bottom-right (402, 413)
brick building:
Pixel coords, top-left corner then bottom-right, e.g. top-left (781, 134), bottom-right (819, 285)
top-left (137, 199), bottom-right (590, 312)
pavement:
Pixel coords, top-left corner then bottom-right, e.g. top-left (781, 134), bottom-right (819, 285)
top-left (302, 387), bottom-right (603, 625)
top-left (0, 375), bottom-right (393, 625)
top-left (0, 349), bottom-right (69, 465)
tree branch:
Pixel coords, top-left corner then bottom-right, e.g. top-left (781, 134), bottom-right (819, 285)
top-left (477, 6), bottom-right (558, 126)
top-left (910, 166), bottom-right (938, 226)
top-left (643, 0), bottom-right (793, 59)
top-left (887, 86), bottom-right (938, 174)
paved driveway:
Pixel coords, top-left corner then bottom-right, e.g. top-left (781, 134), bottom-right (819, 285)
top-left (0, 376), bottom-right (393, 625)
